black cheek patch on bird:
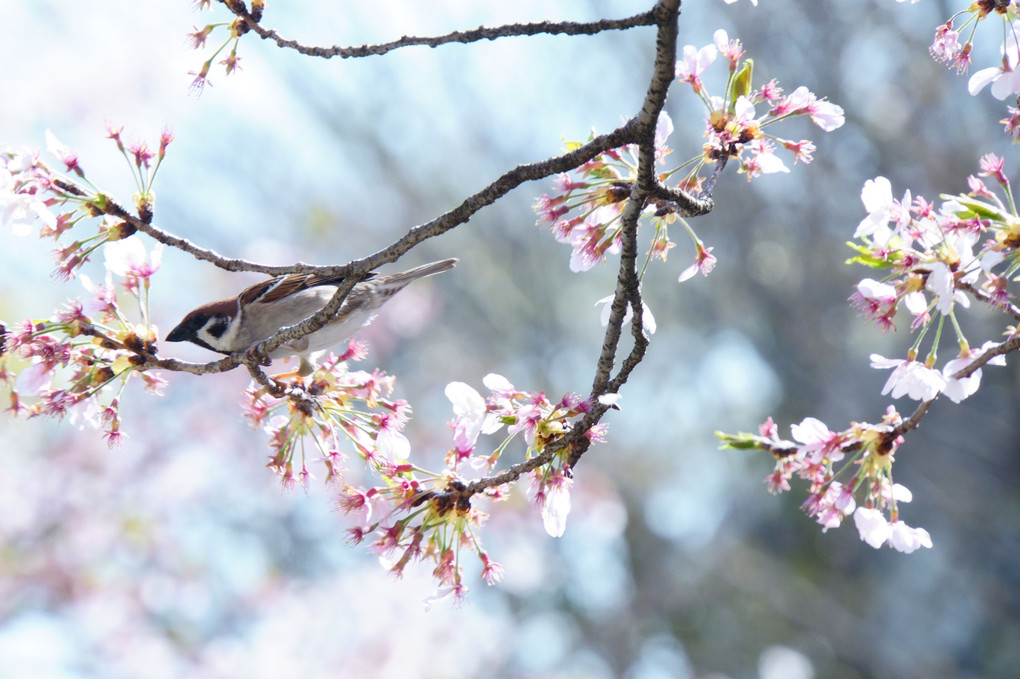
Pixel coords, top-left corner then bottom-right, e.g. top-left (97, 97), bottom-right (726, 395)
top-left (206, 316), bottom-right (229, 339)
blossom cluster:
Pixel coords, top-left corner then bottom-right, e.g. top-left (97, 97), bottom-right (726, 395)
top-left (533, 30), bottom-right (843, 292)
top-left (721, 156), bottom-right (1020, 553)
top-left (926, 4), bottom-right (1020, 138)
top-left (1, 236), bottom-right (167, 445)
top-left (244, 349), bottom-right (488, 602)
top-left (2, 128), bottom-right (171, 280)
top-left (532, 113), bottom-right (678, 274)
top-left (446, 374), bottom-right (609, 538)
top-left (245, 361), bottom-right (607, 602)
top-left (1, 131), bottom-right (175, 443)
top-left (721, 411), bottom-right (932, 553)
top-left (676, 30), bottom-right (843, 179)
top-left (848, 156), bottom-right (1015, 402)
top-left (187, 0), bottom-right (264, 93)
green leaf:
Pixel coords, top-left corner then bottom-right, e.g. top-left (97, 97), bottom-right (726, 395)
top-left (943, 194), bottom-right (1006, 221)
top-left (844, 242), bottom-right (895, 269)
top-left (715, 431), bottom-right (764, 450)
top-left (729, 58), bottom-right (753, 105)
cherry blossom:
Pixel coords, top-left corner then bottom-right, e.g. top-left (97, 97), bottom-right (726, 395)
top-left (930, 23), bottom-right (963, 68)
top-left (853, 507), bottom-right (892, 549)
top-left (853, 176), bottom-right (910, 245)
top-left (713, 29), bottom-right (744, 66)
top-left (446, 381), bottom-right (489, 454)
top-left (538, 470), bottom-right (573, 538)
top-left (45, 130), bottom-right (81, 174)
top-left (791, 417), bottom-right (845, 463)
top-left (888, 521), bottom-right (933, 554)
top-left (678, 242), bottom-right (717, 282)
top-left (941, 341), bottom-right (1007, 403)
top-left (104, 235), bottom-right (164, 280)
top-left (870, 354), bottom-right (947, 401)
top-left (675, 43), bottom-right (717, 92)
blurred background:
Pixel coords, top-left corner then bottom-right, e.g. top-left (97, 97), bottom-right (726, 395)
top-left (2, 1), bottom-right (1019, 677)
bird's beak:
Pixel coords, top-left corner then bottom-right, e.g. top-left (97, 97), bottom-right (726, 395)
top-left (165, 323), bottom-right (190, 343)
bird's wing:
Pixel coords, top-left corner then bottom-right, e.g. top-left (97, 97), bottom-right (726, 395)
top-left (238, 271), bottom-right (377, 306)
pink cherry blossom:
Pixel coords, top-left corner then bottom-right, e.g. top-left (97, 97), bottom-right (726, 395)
top-left (854, 278), bottom-right (896, 301)
top-left (376, 425), bottom-right (410, 461)
top-left (45, 130), bottom-right (81, 174)
top-left (675, 43), bottom-right (718, 91)
top-left (930, 23), bottom-right (963, 66)
top-left (15, 360), bottom-right (54, 395)
top-left (924, 262), bottom-right (958, 315)
top-left (713, 30), bottom-right (744, 65)
top-left (808, 481), bottom-right (856, 531)
top-left (678, 242), bottom-right (717, 282)
top-left (969, 22), bottom-right (1020, 99)
top-left (806, 98), bottom-right (845, 131)
top-left (854, 177), bottom-right (911, 245)
top-left (853, 507), bottom-right (891, 548)
top-left (654, 111), bottom-right (674, 161)
top-left (850, 278), bottom-right (898, 330)
top-left (888, 521), bottom-right (933, 553)
top-left (941, 341), bottom-right (1007, 403)
top-left (790, 417), bottom-right (845, 463)
top-left (870, 354), bottom-right (947, 401)
top-left (446, 381), bottom-right (486, 452)
top-left (104, 235), bottom-right (163, 278)
top-left (79, 273), bottom-right (118, 318)
top-left (507, 403), bottom-right (543, 447)
top-left (541, 473), bottom-right (573, 538)
top-left (479, 552), bottom-right (504, 585)
top-left (773, 86), bottom-right (845, 131)
top-left (741, 138), bottom-right (790, 178)
top-left (1, 169), bottom-right (58, 237)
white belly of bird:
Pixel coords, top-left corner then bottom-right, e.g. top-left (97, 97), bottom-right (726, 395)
top-left (269, 307), bottom-right (378, 358)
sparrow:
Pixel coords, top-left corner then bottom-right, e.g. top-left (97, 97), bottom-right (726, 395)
top-left (165, 258), bottom-right (457, 375)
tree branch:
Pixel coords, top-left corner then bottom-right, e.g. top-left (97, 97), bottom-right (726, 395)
top-left (425, 0), bottom-right (686, 493)
top-left (81, 2), bottom-right (709, 509)
top-left (758, 332), bottom-right (1020, 460)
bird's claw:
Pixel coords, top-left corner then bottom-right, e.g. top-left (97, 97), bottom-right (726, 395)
top-left (242, 344), bottom-right (272, 367)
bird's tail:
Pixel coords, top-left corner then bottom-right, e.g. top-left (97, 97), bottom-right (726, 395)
top-left (379, 258), bottom-right (458, 285)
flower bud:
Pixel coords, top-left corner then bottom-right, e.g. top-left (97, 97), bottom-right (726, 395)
top-left (93, 366), bottom-right (116, 385)
top-left (107, 220), bottom-right (138, 241)
top-left (229, 17), bottom-right (249, 37)
top-left (133, 191), bottom-right (154, 222)
top-left (112, 354), bottom-right (135, 374)
top-left (730, 58), bottom-right (754, 104)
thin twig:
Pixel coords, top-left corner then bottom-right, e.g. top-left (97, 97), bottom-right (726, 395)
top-left (102, 201), bottom-right (333, 276)
top-left (956, 279), bottom-right (1020, 322)
top-left (216, 0), bottom-right (658, 59)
